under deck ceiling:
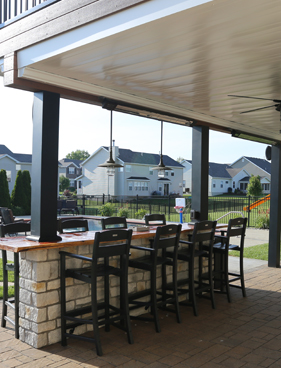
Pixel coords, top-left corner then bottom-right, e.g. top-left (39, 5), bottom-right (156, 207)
top-left (11, 0), bottom-right (281, 142)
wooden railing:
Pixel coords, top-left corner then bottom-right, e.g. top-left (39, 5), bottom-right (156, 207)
top-left (0, 0), bottom-right (60, 26)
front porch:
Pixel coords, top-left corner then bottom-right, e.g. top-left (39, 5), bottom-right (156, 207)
top-left (1, 260), bottom-right (280, 367)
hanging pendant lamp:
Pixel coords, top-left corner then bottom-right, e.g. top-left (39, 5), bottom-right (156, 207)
top-left (152, 120), bottom-right (172, 177)
top-left (98, 110), bottom-right (123, 170)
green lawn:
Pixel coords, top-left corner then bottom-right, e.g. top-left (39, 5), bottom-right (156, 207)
top-left (229, 243), bottom-right (269, 261)
top-left (0, 259), bottom-right (14, 299)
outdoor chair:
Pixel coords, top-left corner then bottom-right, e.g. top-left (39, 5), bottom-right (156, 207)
top-left (0, 222), bottom-right (31, 339)
top-left (58, 218), bottom-right (89, 234)
top-left (101, 216), bottom-right (127, 230)
top-left (169, 220), bottom-right (217, 317)
top-left (144, 214), bottom-right (166, 226)
top-left (128, 224), bottom-right (182, 332)
top-left (60, 229), bottom-right (134, 356)
top-left (211, 217), bottom-right (247, 302)
top-left (0, 208), bottom-right (25, 225)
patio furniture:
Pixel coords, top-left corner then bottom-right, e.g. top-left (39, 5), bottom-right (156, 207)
top-left (128, 224), bottom-right (182, 332)
top-left (0, 222), bottom-right (31, 338)
top-left (0, 208), bottom-right (25, 225)
top-left (57, 200), bottom-right (79, 216)
top-left (60, 228), bottom-right (134, 356)
top-left (172, 220), bottom-right (217, 317)
top-left (101, 216), bottom-right (127, 230)
top-left (212, 217), bottom-right (247, 302)
top-left (58, 218), bottom-right (88, 234)
top-left (144, 214), bottom-right (166, 226)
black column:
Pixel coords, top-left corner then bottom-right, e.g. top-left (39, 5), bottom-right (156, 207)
top-left (192, 126), bottom-right (209, 221)
top-left (268, 144), bottom-right (281, 267)
top-left (27, 91), bottom-right (61, 242)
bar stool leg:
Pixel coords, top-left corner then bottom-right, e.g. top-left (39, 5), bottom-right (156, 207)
top-left (1, 250), bottom-right (8, 328)
top-left (14, 253), bottom-right (19, 339)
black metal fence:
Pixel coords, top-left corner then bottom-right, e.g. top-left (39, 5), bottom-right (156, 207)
top-left (0, 0), bottom-right (60, 25)
top-left (59, 194), bottom-right (270, 227)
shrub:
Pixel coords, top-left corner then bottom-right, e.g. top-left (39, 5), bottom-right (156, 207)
top-left (11, 171), bottom-right (24, 208)
top-left (135, 208), bottom-right (147, 219)
top-left (227, 187), bottom-right (232, 194)
top-left (99, 202), bottom-right (115, 216)
top-left (63, 189), bottom-right (71, 197)
top-left (0, 169), bottom-right (11, 208)
top-left (12, 206), bottom-right (26, 216)
top-left (59, 176), bottom-right (70, 192)
top-left (22, 170), bottom-right (31, 214)
top-left (117, 207), bottom-right (130, 218)
top-left (255, 214), bottom-right (270, 229)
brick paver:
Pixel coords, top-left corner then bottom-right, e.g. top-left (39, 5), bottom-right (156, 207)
top-left (1, 262), bottom-right (281, 367)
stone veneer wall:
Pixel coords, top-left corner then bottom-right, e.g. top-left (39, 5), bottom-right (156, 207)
top-left (18, 232), bottom-right (194, 348)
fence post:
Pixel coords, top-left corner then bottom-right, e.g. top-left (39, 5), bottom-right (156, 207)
top-left (82, 195), bottom-right (86, 215)
top-left (149, 198), bottom-right (151, 214)
top-left (247, 195), bottom-right (251, 227)
top-left (168, 195), bottom-right (171, 216)
top-left (102, 193), bottom-right (105, 205)
top-left (136, 195), bottom-right (139, 212)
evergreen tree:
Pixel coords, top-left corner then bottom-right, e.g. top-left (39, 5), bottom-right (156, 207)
top-left (247, 175), bottom-right (263, 197)
top-left (22, 170), bottom-right (31, 214)
top-left (11, 170), bottom-right (25, 208)
top-left (0, 169), bottom-right (11, 207)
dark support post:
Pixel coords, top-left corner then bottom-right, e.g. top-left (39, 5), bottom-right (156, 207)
top-left (192, 126), bottom-right (209, 221)
top-left (27, 91), bottom-right (61, 242)
top-left (268, 144), bottom-right (281, 267)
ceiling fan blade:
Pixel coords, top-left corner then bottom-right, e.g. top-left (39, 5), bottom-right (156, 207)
top-left (228, 94), bottom-right (277, 102)
top-left (240, 104), bottom-right (278, 114)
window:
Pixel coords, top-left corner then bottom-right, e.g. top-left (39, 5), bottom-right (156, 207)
top-left (69, 180), bottom-right (75, 187)
top-left (233, 181), bottom-right (235, 189)
top-left (171, 171), bottom-right (174, 177)
top-left (220, 181), bottom-right (223, 188)
top-left (262, 183), bottom-right (270, 191)
top-left (158, 185), bottom-right (162, 192)
top-left (126, 165), bottom-right (131, 172)
top-left (118, 167), bottom-right (123, 172)
top-left (134, 182), bottom-right (138, 190)
top-left (79, 181), bottom-right (82, 189)
top-left (213, 180), bottom-right (216, 188)
top-left (6, 171), bottom-right (11, 182)
top-left (183, 180), bottom-right (186, 188)
top-left (165, 171), bottom-right (169, 177)
top-left (16, 165), bottom-right (21, 171)
top-left (149, 167), bottom-right (154, 175)
top-left (69, 167), bottom-right (75, 174)
top-left (128, 181), bottom-right (133, 191)
top-left (225, 181), bottom-right (228, 184)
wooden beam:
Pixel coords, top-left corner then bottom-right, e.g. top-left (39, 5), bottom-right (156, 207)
top-left (0, 0), bottom-right (150, 56)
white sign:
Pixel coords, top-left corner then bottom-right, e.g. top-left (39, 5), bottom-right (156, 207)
top-left (176, 198), bottom-right (186, 208)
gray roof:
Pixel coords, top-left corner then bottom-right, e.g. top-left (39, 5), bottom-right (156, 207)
top-left (0, 145), bottom-right (32, 163)
top-left (127, 176), bottom-right (150, 180)
top-left (226, 168), bottom-right (243, 178)
top-left (59, 158), bottom-right (83, 167)
top-left (244, 157), bottom-right (271, 174)
top-left (240, 176), bottom-right (250, 182)
top-left (208, 163), bottom-right (232, 178)
top-left (104, 147), bottom-right (183, 167)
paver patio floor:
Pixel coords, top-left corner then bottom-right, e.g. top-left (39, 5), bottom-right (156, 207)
top-left (1, 261), bottom-right (281, 367)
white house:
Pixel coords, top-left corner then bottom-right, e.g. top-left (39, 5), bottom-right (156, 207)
top-left (77, 146), bottom-right (184, 197)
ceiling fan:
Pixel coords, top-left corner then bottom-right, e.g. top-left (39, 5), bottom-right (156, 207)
top-left (228, 95), bottom-right (281, 114)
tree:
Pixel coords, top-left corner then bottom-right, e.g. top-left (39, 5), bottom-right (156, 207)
top-left (176, 156), bottom-right (184, 163)
top-left (59, 176), bottom-right (70, 192)
top-left (22, 170), bottom-right (31, 214)
top-left (247, 175), bottom-right (263, 197)
top-left (11, 170), bottom-right (25, 208)
top-left (66, 150), bottom-right (90, 161)
top-left (0, 170), bottom-right (11, 208)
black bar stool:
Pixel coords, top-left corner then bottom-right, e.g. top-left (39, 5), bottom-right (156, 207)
top-left (0, 222), bottom-right (30, 338)
top-left (60, 228), bottom-right (133, 356)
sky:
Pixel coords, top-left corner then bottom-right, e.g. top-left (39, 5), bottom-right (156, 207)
top-left (0, 78), bottom-right (268, 164)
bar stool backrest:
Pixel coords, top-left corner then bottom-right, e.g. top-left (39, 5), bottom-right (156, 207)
top-left (93, 228), bottom-right (132, 260)
top-left (152, 224), bottom-right (182, 254)
top-left (0, 222), bottom-right (31, 237)
top-left (58, 219), bottom-right (89, 234)
top-left (226, 217), bottom-right (247, 244)
top-left (101, 216), bottom-right (127, 230)
top-left (144, 214), bottom-right (166, 226)
top-left (191, 220), bottom-right (217, 245)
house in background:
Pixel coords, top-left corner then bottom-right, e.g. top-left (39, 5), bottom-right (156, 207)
top-left (0, 145), bottom-right (32, 193)
top-left (182, 156), bottom-right (271, 196)
top-left (77, 146), bottom-right (183, 197)
top-left (231, 156), bottom-right (271, 194)
top-left (59, 158), bottom-right (83, 189)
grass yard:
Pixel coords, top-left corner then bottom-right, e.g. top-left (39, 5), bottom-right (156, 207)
top-left (0, 258), bottom-right (14, 299)
top-left (230, 243), bottom-right (269, 261)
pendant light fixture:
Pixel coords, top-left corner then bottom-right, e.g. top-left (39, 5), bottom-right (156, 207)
top-left (152, 120), bottom-right (172, 177)
top-left (98, 110), bottom-right (123, 171)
